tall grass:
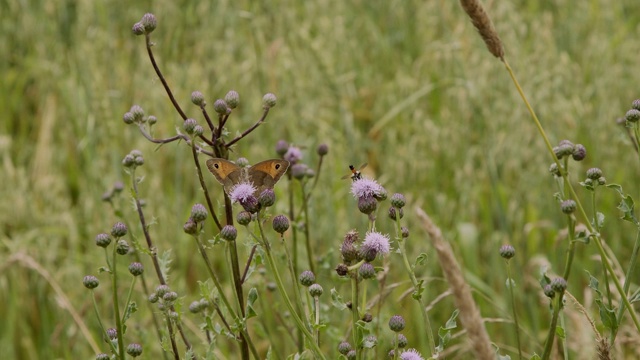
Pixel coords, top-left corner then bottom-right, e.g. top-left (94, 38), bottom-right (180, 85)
top-left (2, 0), bottom-right (640, 358)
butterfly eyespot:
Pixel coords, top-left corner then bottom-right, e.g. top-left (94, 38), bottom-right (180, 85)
top-left (214, 164), bottom-right (219, 168)
top-left (275, 164), bottom-right (281, 169)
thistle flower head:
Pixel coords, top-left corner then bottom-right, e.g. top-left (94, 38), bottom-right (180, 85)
top-left (351, 178), bottom-right (385, 200)
top-left (360, 231), bottom-right (390, 259)
top-left (284, 146), bottom-right (303, 164)
top-left (400, 348), bottom-right (424, 360)
top-left (229, 183), bottom-right (257, 203)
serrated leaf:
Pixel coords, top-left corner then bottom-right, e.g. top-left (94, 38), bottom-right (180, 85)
top-left (246, 287), bottom-right (258, 319)
top-left (414, 253), bottom-right (428, 267)
top-left (331, 288), bottom-right (347, 310)
top-left (123, 301), bottom-right (138, 323)
top-left (586, 271), bottom-right (602, 298)
top-left (412, 279), bottom-right (425, 300)
top-left (539, 271), bottom-right (551, 288)
top-left (595, 298), bottom-right (618, 330)
top-left (529, 353), bottom-right (541, 360)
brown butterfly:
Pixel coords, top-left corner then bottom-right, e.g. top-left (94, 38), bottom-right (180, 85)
top-left (206, 158), bottom-right (290, 195)
top-left (341, 163), bottom-right (367, 181)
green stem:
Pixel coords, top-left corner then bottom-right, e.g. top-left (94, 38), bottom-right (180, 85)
top-left (111, 243), bottom-right (126, 360)
top-left (256, 213), bottom-right (326, 359)
top-left (351, 275), bottom-right (361, 360)
top-left (394, 213), bottom-right (436, 356)
top-left (506, 262), bottom-right (522, 360)
top-left (611, 228), bottom-right (640, 343)
top-left (91, 291), bottom-right (118, 355)
top-left (300, 182), bottom-right (316, 274)
top-left (541, 291), bottom-right (563, 360)
top-left (503, 60), bottom-right (640, 333)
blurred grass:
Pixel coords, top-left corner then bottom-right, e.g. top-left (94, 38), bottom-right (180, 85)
top-left (2, 0), bottom-right (640, 358)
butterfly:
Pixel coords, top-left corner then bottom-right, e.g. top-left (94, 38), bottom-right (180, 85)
top-left (341, 163), bottom-right (367, 182)
top-left (206, 158), bottom-right (290, 195)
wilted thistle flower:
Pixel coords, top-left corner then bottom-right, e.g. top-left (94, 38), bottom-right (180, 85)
top-left (220, 225), bottom-right (237, 241)
top-left (308, 283), bottom-right (323, 297)
top-left (299, 270), bottom-right (315, 287)
top-left (272, 215), bottom-right (290, 234)
top-left (140, 13), bottom-right (156, 33)
top-left (83, 275), bottom-right (99, 289)
top-left (225, 90), bottom-right (239, 109)
top-left (237, 211), bottom-right (252, 225)
top-left (338, 341), bottom-right (352, 355)
top-left (284, 146), bottom-right (303, 164)
top-left (341, 238), bottom-right (358, 264)
top-left (258, 189), bottom-right (275, 208)
top-left (359, 262), bottom-right (375, 279)
top-left (335, 263), bottom-right (349, 277)
top-left (586, 168), bottom-right (603, 180)
top-left (191, 203), bottom-right (208, 222)
top-left (626, 109), bottom-right (640, 123)
top-left (111, 222), bottom-right (128, 237)
top-left (351, 178), bottom-right (385, 200)
top-left (116, 239), bottom-right (130, 255)
top-left (128, 262), bottom-right (144, 276)
top-left (551, 277), bottom-right (567, 292)
top-left (389, 315), bottom-right (406, 332)
top-left (183, 218), bottom-right (197, 235)
top-left (360, 231), bottom-right (391, 260)
top-left (213, 99), bottom-right (229, 115)
top-left (126, 343), bottom-right (143, 357)
top-left (95, 233), bottom-right (111, 248)
top-left (400, 348), bottom-right (424, 360)
top-left (572, 144), bottom-right (586, 161)
top-left (358, 195), bottom-right (378, 214)
top-left (560, 199), bottom-right (577, 214)
top-left (262, 93), bottom-right (277, 108)
top-left (499, 244), bottom-right (515, 259)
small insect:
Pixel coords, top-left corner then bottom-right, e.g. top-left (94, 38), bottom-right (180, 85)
top-left (341, 163), bottom-right (367, 181)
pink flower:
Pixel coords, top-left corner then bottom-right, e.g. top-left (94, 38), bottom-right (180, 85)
top-left (229, 183), bottom-right (257, 203)
top-left (351, 178), bottom-right (384, 199)
top-left (400, 349), bottom-right (424, 360)
top-left (284, 146), bottom-right (303, 164)
top-left (361, 231), bottom-right (391, 258)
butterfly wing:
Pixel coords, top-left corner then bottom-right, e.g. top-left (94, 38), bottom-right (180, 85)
top-left (206, 158), bottom-right (243, 194)
top-left (249, 159), bottom-right (290, 195)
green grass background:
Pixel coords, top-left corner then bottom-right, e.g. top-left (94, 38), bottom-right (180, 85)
top-left (2, 0), bottom-right (640, 358)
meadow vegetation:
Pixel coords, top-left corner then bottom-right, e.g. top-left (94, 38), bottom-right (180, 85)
top-left (2, 0), bottom-right (640, 359)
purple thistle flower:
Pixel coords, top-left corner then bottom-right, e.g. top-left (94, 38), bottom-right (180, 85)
top-left (400, 349), bottom-right (425, 360)
top-left (284, 146), bottom-right (303, 164)
top-left (229, 183), bottom-right (257, 203)
top-left (351, 178), bottom-right (385, 200)
top-left (361, 231), bottom-right (390, 258)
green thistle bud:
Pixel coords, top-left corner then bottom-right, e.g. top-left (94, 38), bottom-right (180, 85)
top-left (258, 189), bottom-right (275, 207)
top-left (236, 157), bottom-right (249, 167)
top-left (213, 99), bottom-right (228, 115)
top-left (388, 207), bottom-right (403, 220)
top-left (183, 118), bottom-right (197, 134)
top-left (299, 270), bottom-right (316, 287)
top-left (396, 334), bottom-right (408, 348)
top-left (338, 341), bottom-right (352, 355)
top-left (155, 285), bottom-right (170, 298)
top-left (550, 277), bottom-right (567, 292)
top-left (390, 193), bottom-right (406, 208)
top-left (291, 163), bottom-right (307, 180)
top-left (597, 177), bottom-right (606, 185)
top-left (346, 350), bottom-right (356, 360)
top-left (317, 143), bottom-right (329, 156)
top-left (96, 353), bottom-right (110, 360)
top-left (106, 328), bottom-right (117, 340)
top-left (190, 203), bottom-right (208, 222)
top-left (401, 226), bottom-right (409, 238)
top-left (308, 283), bottom-right (323, 297)
top-left (147, 115), bottom-right (157, 125)
top-left (572, 144), bottom-right (586, 161)
top-left (148, 293), bottom-right (159, 303)
top-left (220, 225), bottom-right (237, 241)
top-left (130, 105), bottom-right (144, 122)
top-left (134, 156), bottom-right (144, 166)
top-left (163, 291), bottom-right (178, 302)
top-left (140, 13), bottom-right (156, 33)
top-left (191, 91), bottom-right (205, 106)
top-left (95, 233), bottom-right (112, 248)
top-left (122, 154), bottom-right (135, 168)
top-left (237, 211), bottom-right (252, 225)
top-left (126, 343), bottom-right (143, 357)
top-left (272, 215), bottom-right (290, 234)
top-left (388, 315), bottom-right (405, 332)
top-left (549, 162), bottom-right (562, 177)
top-left (128, 262), bottom-right (144, 276)
top-left (543, 284), bottom-right (555, 298)
top-left (626, 109), bottom-right (640, 123)
top-left (116, 239), bottom-right (130, 255)
top-left (358, 195), bottom-right (377, 214)
top-left (359, 262), bottom-right (376, 279)
top-left (83, 275), bottom-right (99, 289)
top-left (225, 90), bottom-right (240, 109)
top-left (560, 199), bottom-right (577, 214)
top-left (111, 222), bottom-right (128, 237)
top-left (499, 244), bottom-right (515, 259)
top-left (262, 93), bottom-right (277, 108)
top-left (633, 99), bottom-right (640, 111)
top-left (586, 167), bottom-right (603, 180)
top-left (123, 111), bottom-right (135, 124)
